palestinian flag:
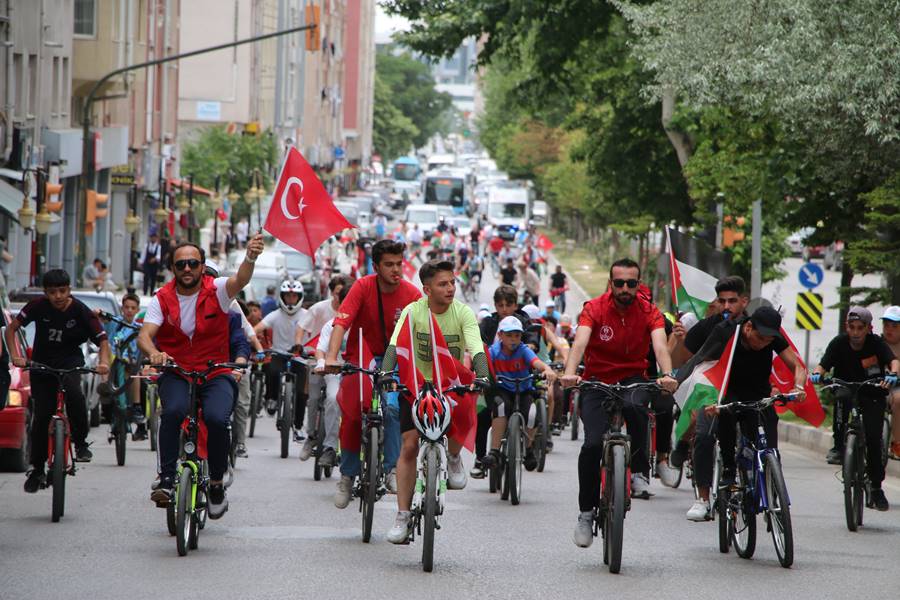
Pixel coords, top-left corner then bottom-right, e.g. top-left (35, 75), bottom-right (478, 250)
top-left (674, 326), bottom-right (739, 440)
top-left (665, 227), bottom-right (730, 318)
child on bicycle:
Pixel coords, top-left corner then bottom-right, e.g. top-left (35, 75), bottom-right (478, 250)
top-left (482, 316), bottom-right (556, 472)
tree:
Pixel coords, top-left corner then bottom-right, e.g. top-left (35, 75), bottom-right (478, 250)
top-left (376, 47), bottom-right (454, 148)
top-left (372, 74), bottom-right (419, 161)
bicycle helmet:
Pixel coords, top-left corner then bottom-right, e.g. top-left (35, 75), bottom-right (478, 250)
top-left (277, 278), bottom-right (304, 315)
top-left (411, 386), bottom-right (453, 442)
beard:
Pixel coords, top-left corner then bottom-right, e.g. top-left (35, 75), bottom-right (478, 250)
top-left (615, 291), bottom-right (635, 306)
top-left (178, 273), bottom-right (201, 290)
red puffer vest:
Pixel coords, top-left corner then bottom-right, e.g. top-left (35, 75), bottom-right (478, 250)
top-left (155, 275), bottom-right (230, 378)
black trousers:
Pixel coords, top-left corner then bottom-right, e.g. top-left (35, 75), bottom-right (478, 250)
top-left (30, 372), bottom-right (87, 468)
top-left (264, 356), bottom-right (308, 430)
top-left (651, 392), bottom-right (675, 455)
top-left (143, 263), bottom-right (159, 295)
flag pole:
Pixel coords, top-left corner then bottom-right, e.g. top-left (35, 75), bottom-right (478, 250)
top-left (429, 311), bottom-right (443, 394)
top-left (407, 315), bottom-right (419, 395)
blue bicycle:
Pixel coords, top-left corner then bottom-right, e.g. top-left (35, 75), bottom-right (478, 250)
top-left (718, 393), bottom-right (798, 568)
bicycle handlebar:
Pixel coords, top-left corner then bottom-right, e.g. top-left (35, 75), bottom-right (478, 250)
top-left (25, 362), bottom-right (101, 376)
top-left (821, 377), bottom-right (886, 389)
top-left (718, 393), bottom-right (800, 413)
top-left (576, 380), bottom-right (661, 393)
top-left (140, 359), bottom-right (247, 379)
top-left (97, 310), bottom-right (141, 332)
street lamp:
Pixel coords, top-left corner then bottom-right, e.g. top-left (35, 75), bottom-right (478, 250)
top-left (153, 205), bottom-right (168, 224)
top-left (18, 198), bottom-right (35, 230)
top-left (34, 208), bottom-right (52, 235)
top-left (124, 209), bottom-right (141, 234)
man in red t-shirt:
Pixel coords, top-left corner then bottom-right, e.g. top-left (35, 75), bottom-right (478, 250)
top-left (562, 258), bottom-right (678, 548)
top-left (326, 239), bottom-right (421, 508)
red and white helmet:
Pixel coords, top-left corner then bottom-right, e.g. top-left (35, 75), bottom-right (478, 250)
top-left (412, 386), bottom-right (452, 442)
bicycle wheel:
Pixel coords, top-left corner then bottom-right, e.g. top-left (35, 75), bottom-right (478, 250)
top-left (881, 416), bottom-right (891, 471)
top-left (175, 467), bottom-right (193, 556)
top-left (507, 415), bottom-right (523, 505)
top-left (422, 444), bottom-right (439, 573)
top-left (731, 468), bottom-right (757, 559)
top-left (50, 419), bottom-right (66, 523)
top-left (314, 412), bottom-right (326, 481)
top-left (115, 405), bottom-right (127, 466)
top-left (605, 444), bottom-right (626, 574)
top-left (764, 453), bottom-right (793, 568)
top-left (535, 399), bottom-right (549, 473)
top-left (842, 433), bottom-right (864, 532)
top-left (166, 502), bottom-right (176, 536)
top-left (570, 392), bottom-right (580, 441)
top-left (362, 427), bottom-right (379, 543)
top-left (713, 449), bottom-right (730, 553)
top-left (280, 381), bottom-right (293, 459)
top-left (147, 386), bottom-right (159, 452)
top-left (249, 375), bottom-right (262, 438)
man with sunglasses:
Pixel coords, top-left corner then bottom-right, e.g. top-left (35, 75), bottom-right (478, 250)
top-left (562, 258), bottom-right (678, 548)
top-left (138, 234), bottom-right (264, 519)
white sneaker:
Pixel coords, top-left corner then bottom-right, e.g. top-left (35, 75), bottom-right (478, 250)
top-left (334, 475), bottom-right (353, 509)
top-left (387, 511), bottom-right (412, 544)
top-left (447, 453), bottom-right (467, 490)
top-left (631, 473), bottom-right (653, 499)
top-left (385, 469), bottom-right (398, 494)
top-left (658, 461), bottom-right (681, 488)
top-left (573, 511), bottom-right (594, 548)
top-left (298, 439), bottom-right (314, 461)
top-left (686, 499), bottom-right (712, 522)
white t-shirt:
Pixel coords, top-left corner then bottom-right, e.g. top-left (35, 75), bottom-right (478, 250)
top-left (144, 277), bottom-right (233, 339)
top-left (230, 299), bottom-right (256, 341)
top-left (262, 307), bottom-right (308, 352)
top-left (301, 299), bottom-right (335, 338)
top-left (408, 228), bottom-right (423, 244)
top-left (317, 318), bottom-right (348, 354)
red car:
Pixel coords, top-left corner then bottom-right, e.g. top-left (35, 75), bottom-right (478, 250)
top-left (0, 309), bottom-right (32, 472)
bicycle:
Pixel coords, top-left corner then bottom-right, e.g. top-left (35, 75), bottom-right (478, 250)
top-left (247, 355), bottom-right (266, 439)
top-left (487, 374), bottom-right (543, 505)
top-left (308, 363), bottom-right (336, 482)
top-left (25, 362), bottom-right (100, 523)
top-left (576, 379), bottom-right (660, 574)
top-left (262, 349), bottom-right (304, 459)
top-left (147, 359), bottom-right (246, 556)
top-left (339, 363), bottom-right (388, 543)
top-left (717, 393), bottom-right (798, 568)
top-left (145, 375), bottom-right (160, 452)
top-left (550, 362), bottom-right (582, 441)
top-left (97, 312), bottom-right (141, 466)
top-left (820, 378), bottom-right (887, 531)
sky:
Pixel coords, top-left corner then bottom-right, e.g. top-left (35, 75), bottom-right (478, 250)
top-left (374, 3), bottom-right (410, 45)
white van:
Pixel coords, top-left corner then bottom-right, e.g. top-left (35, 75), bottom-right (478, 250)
top-left (487, 186), bottom-right (530, 240)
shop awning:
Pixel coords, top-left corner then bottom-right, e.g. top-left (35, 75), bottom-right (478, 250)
top-left (0, 178), bottom-right (23, 223)
top-left (168, 178), bottom-right (214, 197)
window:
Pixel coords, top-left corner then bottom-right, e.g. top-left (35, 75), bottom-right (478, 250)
top-left (61, 58), bottom-right (70, 117)
top-left (28, 54), bottom-right (37, 117)
top-left (74, 0), bottom-right (96, 37)
top-left (51, 57), bottom-right (60, 116)
top-left (13, 53), bottom-right (23, 119)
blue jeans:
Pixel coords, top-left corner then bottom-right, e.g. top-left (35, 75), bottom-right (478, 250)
top-left (158, 373), bottom-right (236, 481)
top-left (339, 386), bottom-right (401, 477)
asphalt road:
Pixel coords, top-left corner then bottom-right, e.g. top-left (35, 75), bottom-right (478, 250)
top-left (2, 243), bottom-right (899, 600)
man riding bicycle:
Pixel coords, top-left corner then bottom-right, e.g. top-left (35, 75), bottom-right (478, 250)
top-left (138, 234), bottom-right (264, 519)
top-left (561, 258), bottom-right (678, 548)
top-left (8, 269), bottom-right (110, 493)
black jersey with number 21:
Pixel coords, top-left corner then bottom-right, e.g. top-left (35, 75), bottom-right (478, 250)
top-left (16, 297), bottom-right (107, 368)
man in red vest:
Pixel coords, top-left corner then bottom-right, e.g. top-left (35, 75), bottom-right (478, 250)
top-left (138, 234), bottom-right (264, 519)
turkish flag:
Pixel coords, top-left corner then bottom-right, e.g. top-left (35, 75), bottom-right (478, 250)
top-left (769, 327), bottom-right (825, 427)
top-left (402, 258), bottom-right (417, 282)
top-left (264, 147), bottom-right (353, 257)
top-left (536, 234), bottom-right (554, 251)
top-left (428, 312), bottom-right (478, 452)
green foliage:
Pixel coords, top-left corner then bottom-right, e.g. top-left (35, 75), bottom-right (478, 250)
top-left (372, 74), bottom-right (419, 161)
top-left (845, 173), bottom-right (900, 304)
top-left (180, 126), bottom-right (278, 195)
top-left (375, 47), bottom-right (453, 148)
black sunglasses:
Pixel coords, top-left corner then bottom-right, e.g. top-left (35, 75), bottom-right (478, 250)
top-left (612, 278), bottom-right (639, 289)
top-left (174, 259), bottom-right (202, 271)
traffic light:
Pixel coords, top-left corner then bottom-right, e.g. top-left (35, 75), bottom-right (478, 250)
top-left (44, 182), bottom-right (64, 213)
top-left (85, 190), bottom-right (108, 236)
top-left (306, 4), bottom-right (320, 51)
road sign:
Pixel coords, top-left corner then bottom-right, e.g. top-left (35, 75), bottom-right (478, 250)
top-left (796, 292), bottom-right (823, 330)
top-left (798, 262), bottom-right (824, 289)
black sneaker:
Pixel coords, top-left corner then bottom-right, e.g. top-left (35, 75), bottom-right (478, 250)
top-left (132, 423), bottom-right (148, 441)
top-left (24, 469), bottom-right (45, 493)
top-left (235, 443), bottom-right (248, 458)
top-left (670, 439), bottom-right (690, 468)
top-left (482, 449), bottom-right (501, 470)
top-left (469, 459), bottom-right (485, 479)
top-left (131, 405), bottom-right (146, 425)
top-left (266, 399), bottom-right (278, 416)
top-left (150, 477), bottom-right (174, 507)
top-left (208, 483), bottom-right (228, 519)
top-left (870, 488), bottom-right (889, 512)
top-left (293, 430), bottom-right (306, 443)
top-left (74, 445), bottom-right (93, 462)
top-left (825, 447), bottom-right (843, 465)
top-left (524, 449), bottom-right (538, 471)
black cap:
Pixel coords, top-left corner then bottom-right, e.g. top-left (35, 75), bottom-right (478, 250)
top-left (749, 306), bottom-right (783, 338)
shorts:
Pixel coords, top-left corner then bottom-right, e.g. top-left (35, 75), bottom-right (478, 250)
top-left (491, 387), bottom-right (535, 425)
top-left (400, 395), bottom-right (414, 433)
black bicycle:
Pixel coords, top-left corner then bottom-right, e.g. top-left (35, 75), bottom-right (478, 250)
top-left (247, 355), bottom-right (266, 439)
top-left (488, 374), bottom-right (544, 505)
top-left (309, 366), bottom-right (336, 481)
top-left (262, 349), bottom-right (303, 458)
top-left (97, 311), bottom-right (142, 466)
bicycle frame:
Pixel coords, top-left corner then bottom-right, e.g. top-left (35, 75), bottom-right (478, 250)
top-left (48, 384), bottom-right (74, 477)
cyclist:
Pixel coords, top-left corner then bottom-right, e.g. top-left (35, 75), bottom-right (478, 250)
top-left (550, 265), bottom-right (568, 312)
top-left (254, 278), bottom-right (308, 442)
top-left (542, 299), bottom-right (561, 322)
top-left (482, 316), bottom-right (557, 472)
top-left (516, 260), bottom-right (541, 306)
top-left (107, 293), bottom-right (147, 440)
top-left (408, 224), bottom-right (423, 259)
top-left (296, 274), bottom-right (354, 465)
top-left (138, 234), bottom-right (264, 518)
top-left (9, 269), bottom-right (111, 493)
top-left (881, 306), bottom-right (900, 458)
top-left (681, 306), bottom-right (806, 521)
top-left (381, 259), bottom-right (490, 544)
top-left (325, 240), bottom-right (421, 508)
top-left (562, 258), bottom-right (679, 548)
top-left (810, 306), bottom-right (898, 511)
top-left (500, 258), bottom-right (517, 286)
top-left (468, 251), bottom-right (484, 288)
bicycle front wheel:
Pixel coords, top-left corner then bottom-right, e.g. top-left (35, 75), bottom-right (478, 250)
top-left (175, 467), bottom-right (193, 556)
top-left (605, 444), bottom-right (626, 574)
top-left (147, 386), bottom-right (159, 452)
top-left (535, 398), bottom-right (548, 473)
top-left (713, 448), bottom-right (730, 553)
top-left (507, 415), bottom-right (523, 505)
top-left (51, 419), bottom-right (66, 523)
top-left (764, 453), bottom-right (793, 568)
top-left (731, 468), bottom-right (757, 559)
top-left (280, 381), bottom-right (293, 459)
top-left (362, 426), bottom-right (380, 543)
top-left (422, 444), bottom-right (439, 572)
top-left (115, 405), bottom-right (128, 466)
top-left (570, 392), bottom-right (580, 441)
top-left (249, 375), bottom-right (262, 438)
top-left (842, 433), bottom-right (864, 531)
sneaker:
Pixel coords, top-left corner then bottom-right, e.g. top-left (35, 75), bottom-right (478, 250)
top-left (686, 499), bottom-right (712, 521)
top-left (208, 483), bottom-right (228, 519)
top-left (546, 439), bottom-right (554, 452)
top-left (131, 406), bottom-right (146, 425)
top-left (481, 449), bottom-right (501, 470)
top-left (334, 475), bottom-right (353, 509)
top-left (825, 447), bottom-right (843, 465)
top-left (293, 430), bottom-right (306, 443)
top-left (319, 447), bottom-right (336, 468)
top-left (631, 473), bottom-right (653, 499)
top-left (266, 399), bottom-right (278, 416)
top-left (74, 445), bottom-right (93, 463)
top-left (386, 511), bottom-right (412, 544)
top-left (870, 488), bottom-right (889, 512)
top-left (658, 461), bottom-right (681, 487)
top-left (447, 453), bottom-right (467, 490)
top-left (24, 469), bottom-right (45, 494)
top-left (298, 439), bottom-right (315, 461)
top-left (524, 449), bottom-right (537, 472)
top-left (150, 477), bottom-right (174, 507)
top-left (670, 439), bottom-right (690, 468)
top-left (385, 469), bottom-right (398, 494)
top-left (132, 423), bottom-right (148, 441)
top-left (235, 443), bottom-right (248, 458)
top-left (469, 460), bottom-right (485, 479)
top-left (573, 511), bottom-right (594, 548)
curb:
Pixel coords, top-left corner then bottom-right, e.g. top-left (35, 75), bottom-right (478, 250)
top-left (779, 421), bottom-right (900, 479)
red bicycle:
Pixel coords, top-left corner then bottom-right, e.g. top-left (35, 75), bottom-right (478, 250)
top-left (26, 362), bottom-right (100, 522)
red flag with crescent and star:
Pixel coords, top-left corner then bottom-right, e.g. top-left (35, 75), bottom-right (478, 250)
top-left (264, 146), bottom-right (353, 257)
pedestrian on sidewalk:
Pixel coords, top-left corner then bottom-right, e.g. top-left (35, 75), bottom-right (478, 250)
top-left (141, 232), bottom-right (162, 295)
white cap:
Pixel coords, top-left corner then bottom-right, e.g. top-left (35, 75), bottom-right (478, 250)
top-left (521, 304), bottom-right (541, 319)
top-left (480, 303), bottom-right (491, 312)
top-left (204, 259), bottom-right (220, 276)
top-left (545, 300), bottom-right (555, 308)
top-left (882, 305), bottom-right (900, 322)
top-left (560, 313), bottom-right (572, 325)
top-left (477, 308), bottom-right (492, 321)
top-left (498, 315), bottom-right (524, 333)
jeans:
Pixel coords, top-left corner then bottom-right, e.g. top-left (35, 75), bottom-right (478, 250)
top-left (158, 373), bottom-right (236, 481)
top-left (30, 372), bottom-right (87, 468)
top-left (232, 372), bottom-right (251, 446)
top-left (577, 376), bottom-right (651, 512)
top-left (305, 372), bottom-right (341, 449)
top-left (340, 402), bottom-right (400, 477)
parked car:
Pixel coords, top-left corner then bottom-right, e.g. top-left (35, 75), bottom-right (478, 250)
top-left (532, 200), bottom-right (548, 226)
top-left (0, 309), bottom-right (32, 471)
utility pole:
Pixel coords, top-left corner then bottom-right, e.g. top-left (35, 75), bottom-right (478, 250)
top-left (751, 199), bottom-right (762, 299)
